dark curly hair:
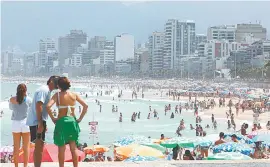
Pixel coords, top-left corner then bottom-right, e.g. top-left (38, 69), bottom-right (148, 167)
top-left (16, 84), bottom-right (27, 104)
top-left (58, 77), bottom-right (71, 91)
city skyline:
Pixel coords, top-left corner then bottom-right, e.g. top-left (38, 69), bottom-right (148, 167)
top-left (2, 1), bottom-right (270, 52)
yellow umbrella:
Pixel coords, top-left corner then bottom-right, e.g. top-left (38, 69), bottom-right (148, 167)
top-left (115, 144), bottom-right (165, 161)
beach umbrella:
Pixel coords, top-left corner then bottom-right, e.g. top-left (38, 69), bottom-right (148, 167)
top-left (248, 129), bottom-right (270, 139)
top-left (0, 146), bottom-right (13, 154)
top-left (224, 133), bottom-right (254, 144)
top-left (18, 143), bottom-right (85, 162)
top-left (207, 152), bottom-right (252, 160)
top-left (115, 144), bottom-right (164, 161)
top-left (124, 156), bottom-right (160, 162)
top-left (252, 134), bottom-right (270, 143)
top-left (84, 145), bottom-right (109, 155)
top-left (0, 146), bottom-right (13, 157)
top-left (160, 137), bottom-right (194, 148)
top-left (114, 135), bottom-right (150, 146)
top-left (212, 142), bottom-right (253, 155)
top-left (192, 137), bottom-right (213, 148)
top-left (141, 143), bottom-right (166, 153)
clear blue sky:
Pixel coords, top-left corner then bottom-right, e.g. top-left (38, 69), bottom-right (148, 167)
top-left (2, 1), bottom-right (270, 52)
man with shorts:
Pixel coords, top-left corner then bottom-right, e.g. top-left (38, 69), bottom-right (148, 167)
top-left (26, 76), bottom-right (59, 167)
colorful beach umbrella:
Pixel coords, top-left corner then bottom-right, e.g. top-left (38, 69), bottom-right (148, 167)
top-left (114, 135), bottom-right (150, 146)
top-left (160, 137), bottom-right (194, 148)
top-left (193, 137), bottom-right (213, 148)
top-left (18, 143), bottom-right (85, 162)
top-left (141, 143), bottom-right (166, 153)
top-left (84, 145), bottom-right (109, 155)
top-left (124, 156), bottom-right (160, 162)
top-left (207, 152), bottom-right (252, 160)
top-left (224, 133), bottom-right (254, 144)
top-left (115, 144), bottom-right (164, 161)
top-left (212, 142), bottom-right (253, 155)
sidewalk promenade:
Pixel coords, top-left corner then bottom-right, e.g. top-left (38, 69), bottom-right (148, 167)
top-left (1, 160), bottom-right (270, 167)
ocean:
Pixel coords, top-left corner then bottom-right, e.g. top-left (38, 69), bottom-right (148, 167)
top-left (0, 81), bottom-right (230, 146)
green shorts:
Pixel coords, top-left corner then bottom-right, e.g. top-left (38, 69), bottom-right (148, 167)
top-left (54, 116), bottom-right (80, 146)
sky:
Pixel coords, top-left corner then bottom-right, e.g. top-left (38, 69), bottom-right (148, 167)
top-left (1, 1), bottom-right (270, 52)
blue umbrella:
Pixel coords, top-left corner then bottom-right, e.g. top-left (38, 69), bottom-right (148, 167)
top-left (124, 156), bottom-right (160, 162)
top-left (224, 133), bottom-right (254, 144)
top-left (212, 142), bottom-right (253, 155)
top-left (114, 135), bottom-right (150, 146)
top-left (252, 134), bottom-right (270, 143)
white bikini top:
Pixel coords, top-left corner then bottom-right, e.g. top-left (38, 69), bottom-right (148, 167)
top-left (57, 92), bottom-right (75, 116)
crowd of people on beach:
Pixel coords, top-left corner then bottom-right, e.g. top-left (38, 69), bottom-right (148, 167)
top-left (1, 77), bottom-right (270, 165)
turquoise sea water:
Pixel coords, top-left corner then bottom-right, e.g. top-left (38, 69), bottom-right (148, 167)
top-left (0, 82), bottom-right (231, 146)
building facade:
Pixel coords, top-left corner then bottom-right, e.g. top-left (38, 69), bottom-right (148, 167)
top-left (58, 30), bottom-right (87, 68)
top-left (235, 23), bottom-right (267, 42)
top-left (207, 25), bottom-right (236, 42)
top-left (163, 19), bottom-right (196, 70)
top-left (114, 34), bottom-right (135, 62)
top-left (148, 32), bottom-right (164, 71)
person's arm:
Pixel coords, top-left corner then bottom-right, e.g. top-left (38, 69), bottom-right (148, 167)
top-left (76, 93), bottom-right (88, 122)
top-left (9, 97), bottom-right (15, 110)
top-left (35, 91), bottom-right (47, 132)
top-left (46, 94), bottom-right (57, 123)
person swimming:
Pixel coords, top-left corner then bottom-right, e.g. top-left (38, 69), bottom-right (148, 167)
top-left (170, 112), bottom-right (174, 119)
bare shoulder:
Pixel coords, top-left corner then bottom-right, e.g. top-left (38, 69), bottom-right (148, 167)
top-left (9, 97), bottom-right (17, 104)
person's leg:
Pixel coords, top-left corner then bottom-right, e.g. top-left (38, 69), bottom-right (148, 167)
top-left (69, 141), bottom-right (78, 167)
top-left (58, 145), bottom-right (66, 167)
top-left (22, 132), bottom-right (30, 167)
top-left (12, 133), bottom-right (22, 167)
top-left (34, 137), bottom-right (44, 167)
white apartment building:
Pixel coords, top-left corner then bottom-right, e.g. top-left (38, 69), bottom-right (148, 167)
top-left (207, 25), bottom-right (236, 42)
top-left (198, 40), bottom-right (230, 58)
top-left (164, 19), bottom-right (196, 70)
top-left (100, 49), bottom-right (115, 65)
top-left (195, 34), bottom-right (207, 48)
top-left (1, 51), bottom-right (13, 74)
top-left (11, 58), bottom-right (23, 73)
top-left (263, 40), bottom-right (270, 55)
top-left (235, 23), bottom-right (267, 42)
top-left (39, 38), bottom-right (56, 53)
top-left (70, 54), bottom-right (82, 67)
top-left (114, 34), bottom-right (135, 62)
top-left (148, 32), bottom-right (164, 71)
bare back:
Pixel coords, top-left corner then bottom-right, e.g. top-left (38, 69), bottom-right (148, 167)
top-left (56, 91), bottom-right (77, 118)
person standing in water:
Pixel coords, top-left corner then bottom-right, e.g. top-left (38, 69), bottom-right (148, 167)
top-left (119, 113), bottom-right (122, 122)
top-left (99, 104), bottom-right (102, 113)
top-left (138, 112), bottom-right (141, 119)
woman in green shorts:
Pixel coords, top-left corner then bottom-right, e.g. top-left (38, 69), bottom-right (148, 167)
top-left (47, 77), bottom-right (88, 167)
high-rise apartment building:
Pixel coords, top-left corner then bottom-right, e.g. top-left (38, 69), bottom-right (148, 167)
top-left (39, 38), bottom-right (56, 53)
top-left (195, 34), bottom-right (207, 49)
top-left (207, 25), bottom-right (236, 42)
top-left (58, 30), bottom-right (87, 67)
top-left (163, 19), bottom-right (196, 70)
top-left (1, 51), bottom-right (13, 74)
top-left (88, 36), bottom-right (106, 50)
top-left (38, 38), bottom-right (56, 67)
top-left (148, 32), bottom-right (164, 71)
top-left (235, 23), bottom-right (267, 42)
top-left (114, 34), bottom-right (135, 62)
